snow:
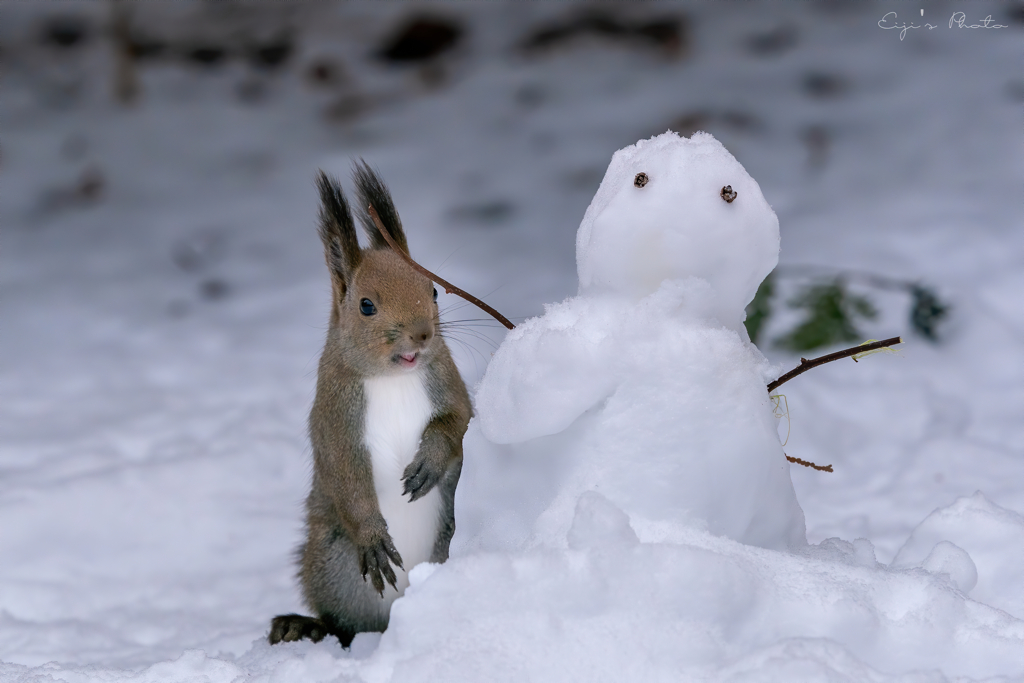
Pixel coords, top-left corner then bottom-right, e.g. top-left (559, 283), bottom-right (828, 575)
top-left (474, 278), bottom-right (807, 550)
top-left (2, 1), bottom-right (1024, 681)
top-left (575, 131), bottom-right (780, 332)
top-left (475, 129), bottom-right (804, 552)
top-left (893, 493), bottom-right (1024, 618)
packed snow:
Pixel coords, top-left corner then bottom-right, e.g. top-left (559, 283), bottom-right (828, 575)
top-left (2, 1), bottom-right (1023, 681)
top-left (476, 132), bottom-right (805, 550)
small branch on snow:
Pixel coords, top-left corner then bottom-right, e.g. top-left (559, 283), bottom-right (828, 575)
top-left (786, 454), bottom-right (833, 473)
top-left (766, 336), bottom-right (903, 393)
top-left (368, 205), bottom-right (515, 331)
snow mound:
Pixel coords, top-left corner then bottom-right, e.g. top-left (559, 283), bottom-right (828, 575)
top-left (893, 492), bottom-right (1024, 618)
top-left (367, 519), bottom-right (1024, 683)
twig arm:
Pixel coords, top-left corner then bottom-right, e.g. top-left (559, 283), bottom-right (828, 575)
top-left (786, 454), bottom-right (833, 472)
top-left (368, 205), bottom-right (515, 331)
top-left (767, 336), bottom-right (903, 393)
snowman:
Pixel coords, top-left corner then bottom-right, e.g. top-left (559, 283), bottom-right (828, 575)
top-left (470, 131), bottom-right (806, 551)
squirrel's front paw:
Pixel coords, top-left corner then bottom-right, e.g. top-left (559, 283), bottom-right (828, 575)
top-left (401, 454), bottom-right (447, 502)
top-left (358, 531), bottom-right (404, 596)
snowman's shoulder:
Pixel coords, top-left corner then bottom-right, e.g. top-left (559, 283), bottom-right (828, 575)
top-left (475, 296), bottom-right (623, 444)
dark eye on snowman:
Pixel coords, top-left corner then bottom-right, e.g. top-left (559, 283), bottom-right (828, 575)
top-left (634, 172), bottom-right (649, 188)
top-left (432, 287), bottom-right (438, 302)
top-left (360, 298), bottom-right (377, 316)
top-left (721, 185), bottom-right (737, 203)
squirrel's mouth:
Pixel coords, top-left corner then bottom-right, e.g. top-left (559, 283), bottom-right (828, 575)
top-left (398, 352), bottom-right (419, 368)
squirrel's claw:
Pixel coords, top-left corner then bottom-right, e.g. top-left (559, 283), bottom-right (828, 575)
top-left (359, 536), bottom-right (404, 597)
top-left (402, 460), bottom-right (441, 502)
top-left (382, 535), bottom-right (404, 571)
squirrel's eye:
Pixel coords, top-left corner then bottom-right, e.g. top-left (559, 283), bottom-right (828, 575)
top-left (432, 287), bottom-right (438, 302)
top-left (359, 298), bottom-right (377, 316)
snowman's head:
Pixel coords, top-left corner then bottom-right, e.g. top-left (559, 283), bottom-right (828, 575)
top-left (576, 132), bottom-right (779, 319)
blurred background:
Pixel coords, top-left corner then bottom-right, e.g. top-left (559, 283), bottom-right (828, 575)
top-left (1, 0), bottom-right (1022, 668)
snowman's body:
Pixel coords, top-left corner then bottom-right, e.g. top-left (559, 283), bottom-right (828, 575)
top-left (474, 131), bottom-right (806, 551)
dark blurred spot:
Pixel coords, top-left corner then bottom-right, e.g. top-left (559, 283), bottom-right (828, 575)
top-left (38, 165), bottom-right (105, 212)
top-left (307, 59), bottom-right (343, 86)
top-left (802, 72), bottom-right (847, 99)
top-left (1006, 82), bottom-right (1024, 102)
top-left (801, 124), bottom-right (830, 169)
top-left (719, 110), bottom-right (762, 133)
top-left (745, 25), bottom-right (798, 56)
top-left (670, 111), bottom-right (711, 137)
top-left (249, 37), bottom-right (293, 69)
top-left (377, 16), bottom-right (463, 63)
top-left (909, 285), bottom-right (949, 341)
top-left (173, 230), bottom-right (226, 273)
top-left (1006, 3), bottom-right (1024, 24)
top-left (200, 279), bottom-right (231, 301)
top-left (77, 166), bottom-right (104, 201)
top-left (521, 12), bottom-right (686, 56)
top-left (324, 95), bottom-right (368, 122)
top-left (187, 45), bottom-right (228, 67)
top-left (634, 18), bottom-right (685, 55)
top-left (128, 36), bottom-right (167, 61)
top-left (524, 13), bottom-right (625, 49)
top-left (449, 200), bottom-right (516, 226)
top-left (43, 15), bottom-right (90, 49)
top-left (668, 110), bottom-right (762, 138)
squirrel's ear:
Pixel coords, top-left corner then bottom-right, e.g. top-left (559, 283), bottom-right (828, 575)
top-left (352, 160), bottom-right (410, 254)
top-left (316, 170), bottom-right (362, 289)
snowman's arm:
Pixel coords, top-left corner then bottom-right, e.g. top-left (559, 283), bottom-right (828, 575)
top-left (475, 326), bottom-right (615, 444)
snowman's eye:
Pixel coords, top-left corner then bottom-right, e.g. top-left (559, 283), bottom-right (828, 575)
top-left (634, 172), bottom-right (649, 188)
top-left (720, 185), bottom-right (737, 203)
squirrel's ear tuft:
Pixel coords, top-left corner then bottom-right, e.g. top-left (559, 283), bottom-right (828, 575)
top-left (352, 160), bottom-right (410, 254)
top-left (315, 170), bottom-right (362, 288)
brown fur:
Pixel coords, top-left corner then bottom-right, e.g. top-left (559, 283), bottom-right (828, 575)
top-left (269, 166), bottom-right (471, 648)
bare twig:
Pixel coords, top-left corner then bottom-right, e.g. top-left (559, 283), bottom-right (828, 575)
top-left (368, 205), bottom-right (515, 330)
top-left (767, 336), bottom-right (902, 393)
top-left (786, 454), bottom-right (833, 472)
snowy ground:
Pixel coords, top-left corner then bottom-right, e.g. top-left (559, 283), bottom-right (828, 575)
top-left (2, 1), bottom-right (1023, 681)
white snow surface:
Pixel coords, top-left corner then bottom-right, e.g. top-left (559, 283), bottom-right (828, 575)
top-left (2, 1), bottom-right (1024, 681)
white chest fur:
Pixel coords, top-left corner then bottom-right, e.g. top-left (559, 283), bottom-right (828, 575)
top-left (363, 370), bottom-right (442, 599)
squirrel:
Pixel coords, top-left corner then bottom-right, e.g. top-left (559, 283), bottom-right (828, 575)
top-left (269, 164), bottom-right (471, 648)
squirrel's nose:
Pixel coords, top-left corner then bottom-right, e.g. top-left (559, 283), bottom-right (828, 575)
top-left (410, 323), bottom-right (434, 345)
